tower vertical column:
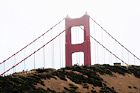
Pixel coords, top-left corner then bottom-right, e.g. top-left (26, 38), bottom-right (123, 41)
top-left (65, 13), bottom-right (91, 66)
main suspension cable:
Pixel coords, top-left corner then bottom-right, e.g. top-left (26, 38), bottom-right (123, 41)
top-left (90, 17), bottom-right (140, 61)
top-left (0, 18), bottom-right (64, 65)
top-left (90, 35), bottom-right (128, 66)
top-left (0, 28), bottom-right (67, 76)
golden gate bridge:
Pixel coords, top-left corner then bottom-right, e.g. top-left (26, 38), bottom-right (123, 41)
top-left (0, 13), bottom-right (140, 76)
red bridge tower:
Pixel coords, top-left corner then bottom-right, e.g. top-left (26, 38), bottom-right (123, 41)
top-left (65, 13), bottom-right (91, 66)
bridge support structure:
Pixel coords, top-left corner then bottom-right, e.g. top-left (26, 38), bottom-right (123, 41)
top-left (65, 13), bottom-right (91, 66)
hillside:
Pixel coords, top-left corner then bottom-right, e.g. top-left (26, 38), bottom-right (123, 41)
top-left (0, 64), bottom-right (140, 93)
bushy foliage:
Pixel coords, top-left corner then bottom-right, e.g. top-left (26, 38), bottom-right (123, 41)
top-left (128, 66), bottom-right (140, 78)
top-left (69, 83), bottom-right (78, 90)
top-left (83, 83), bottom-right (89, 89)
top-left (47, 88), bottom-right (56, 93)
top-left (91, 90), bottom-right (97, 93)
top-left (64, 84), bottom-right (78, 93)
top-left (1, 64), bottom-right (139, 92)
top-left (35, 68), bottom-right (55, 73)
top-left (128, 86), bottom-right (132, 88)
top-left (65, 71), bottom-right (87, 84)
top-left (65, 65), bottom-right (103, 87)
top-left (99, 86), bottom-right (116, 93)
top-left (52, 71), bottom-right (67, 81)
top-left (0, 70), bottom-right (55, 92)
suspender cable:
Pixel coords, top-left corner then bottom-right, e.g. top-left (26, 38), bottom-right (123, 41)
top-left (110, 53), bottom-right (112, 65)
top-left (134, 55), bottom-right (135, 65)
top-left (121, 47), bottom-right (123, 65)
top-left (115, 41), bottom-right (117, 62)
top-left (0, 18), bottom-right (64, 65)
top-left (51, 29), bottom-right (54, 68)
top-left (94, 23), bottom-right (96, 64)
top-left (104, 48), bottom-right (105, 64)
top-left (128, 52), bottom-right (129, 65)
top-left (61, 32), bottom-right (63, 67)
top-left (94, 41), bottom-right (97, 64)
top-left (34, 42), bottom-right (35, 69)
top-left (24, 50), bottom-right (25, 70)
top-left (0, 27), bottom-right (68, 76)
top-left (134, 56), bottom-right (136, 65)
top-left (101, 28), bottom-right (104, 64)
top-left (90, 35), bottom-right (128, 66)
top-left (4, 62), bottom-right (5, 76)
top-left (97, 42), bottom-right (99, 64)
top-left (13, 60), bottom-right (14, 73)
top-left (14, 55), bottom-right (16, 73)
top-left (43, 35), bottom-right (45, 68)
top-left (59, 23), bottom-right (61, 68)
top-left (13, 56), bottom-right (15, 73)
top-left (90, 17), bottom-right (140, 61)
top-left (108, 36), bottom-right (111, 65)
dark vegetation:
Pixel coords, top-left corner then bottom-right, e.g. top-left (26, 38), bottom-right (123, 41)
top-left (64, 84), bottom-right (78, 92)
top-left (99, 86), bottom-right (116, 93)
top-left (128, 86), bottom-right (138, 90)
top-left (128, 86), bottom-right (132, 88)
top-left (0, 70), bottom-right (56, 92)
top-left (0, 64), bottom-right (140, 92)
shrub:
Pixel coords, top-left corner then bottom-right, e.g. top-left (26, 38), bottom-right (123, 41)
top-left (64, 87), bottom-right (76, 93)
top-left (87, 78), bottom-right (102, 87)
top-left (53, 71), bottom-right (67, 81)
top-left (47, 88), bottom-right (56, 93)
top-left (91, 90), bottom-right (97, 93)
top-left (99, 86), bottom-right (116, 93)
top-left (66, 72), bottom-right (87, 84)
top-left (69, 84), bottom-right (78, 90)
top-left (133, 86), bottom-right (138, 89)
top-left (35, 87), bottom-right (48, 93)
top-left (83, 83), bottom-right (89, 89)
top-left (0, 87), bottom-right (2, 92)
top-left (128, 86), bottom-right (132, 88)
top-left (65, 66), bottom-right (73, 70)
top-left (128, 66), bottom-right (140, 78)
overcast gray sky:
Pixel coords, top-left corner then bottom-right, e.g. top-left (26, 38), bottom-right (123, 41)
top-left (0, 0), bottom-right (140, 72)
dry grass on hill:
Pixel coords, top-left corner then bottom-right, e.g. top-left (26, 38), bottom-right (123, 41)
top-left (0, 64), bottom-right (140, 93)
